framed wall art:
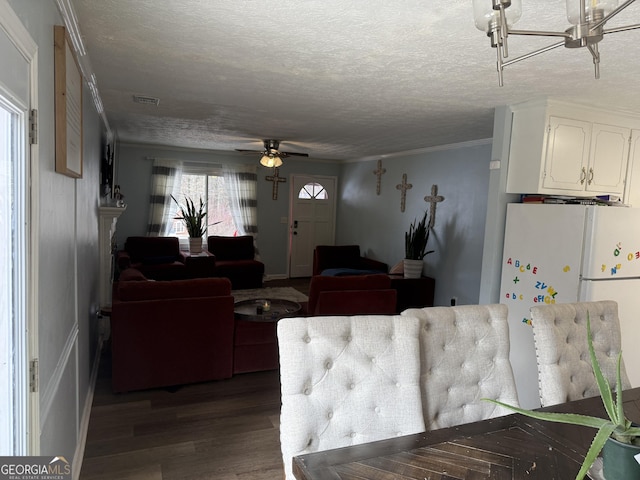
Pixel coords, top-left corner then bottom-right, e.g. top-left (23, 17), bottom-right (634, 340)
top-left (54, 25), bottom-right (83, 178)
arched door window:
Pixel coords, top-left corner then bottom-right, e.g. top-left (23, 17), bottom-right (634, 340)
top-left (298, 182), bottom-right (328, 200)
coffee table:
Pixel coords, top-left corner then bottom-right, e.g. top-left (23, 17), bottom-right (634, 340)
top-left (234, 298), bottom-right (302, 322)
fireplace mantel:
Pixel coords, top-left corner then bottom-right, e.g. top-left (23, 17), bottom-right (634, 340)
top-left (98, 205), bottom-right (126, 308)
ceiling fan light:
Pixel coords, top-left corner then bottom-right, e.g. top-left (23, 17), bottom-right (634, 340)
top-left (566, 0), bottom-right (618, 25)
top-left (260, 154), bottom-right (283, 168)
top-left (473, 0), bottom-right (522, 32)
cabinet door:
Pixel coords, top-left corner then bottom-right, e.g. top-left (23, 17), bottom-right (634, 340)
top-left (586, 123), bottom-right (630, 195)
top-left (542, 116), bottom-right (591, 191)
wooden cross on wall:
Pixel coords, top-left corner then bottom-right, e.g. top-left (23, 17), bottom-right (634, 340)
top-left (395, 173), bottom-right (412, 212)
top-left (265, 167), bottom-right (286, 200)
top-left (424, 184), bottom-right (444, 228)
top-left (373, 159), bottom-right (386, 195)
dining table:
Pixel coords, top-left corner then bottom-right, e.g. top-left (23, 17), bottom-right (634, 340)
top-left (292, 387), bottom-right (640, 480)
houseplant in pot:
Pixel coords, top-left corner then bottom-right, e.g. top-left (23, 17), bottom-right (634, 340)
top-left (171, 195), bottom-right (206, 254)
top-left (485, 316), bottom-right (640, 480)
top-left (404, 210), bottom-right (434, 278)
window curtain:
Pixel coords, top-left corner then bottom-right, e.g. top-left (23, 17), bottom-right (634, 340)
top-left (223, 164), bottom-right (259, 255)
top-left (146, 159), bottom-right (182, 236)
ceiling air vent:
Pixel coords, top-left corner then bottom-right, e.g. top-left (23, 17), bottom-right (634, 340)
top-left (132, 95), bottom-right (160, 106)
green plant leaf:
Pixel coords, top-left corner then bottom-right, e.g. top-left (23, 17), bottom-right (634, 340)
top-left (575, 423), bottom-right (617, 480)
top-left (483, 399), bottom-right (612, 429)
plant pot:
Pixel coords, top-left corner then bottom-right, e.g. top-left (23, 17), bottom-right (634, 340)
top-left (403, 259), bottom-right (423, 279)
top-left (189, 237), bottom-right (203, 254)
top-left (603, 436), bottom-right (640, 479)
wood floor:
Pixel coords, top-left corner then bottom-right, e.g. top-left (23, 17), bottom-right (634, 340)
top-left (80, 278), bottom-right (310, 480)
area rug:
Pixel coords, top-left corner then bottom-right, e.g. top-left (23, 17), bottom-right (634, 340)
top-left (232, 287), bottom-right (308, 303)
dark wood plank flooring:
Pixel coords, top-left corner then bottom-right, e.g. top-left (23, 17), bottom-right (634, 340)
top-left (80, 278), bottom-right (310, 480)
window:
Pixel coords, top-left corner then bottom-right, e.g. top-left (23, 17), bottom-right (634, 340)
top-left (298, 182), bottom-right (328, 199)
top-left (170, 170), bottom-right (237, 239)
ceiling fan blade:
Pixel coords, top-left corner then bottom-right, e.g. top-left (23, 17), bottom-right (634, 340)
top-left (235, 149), bottom-right (265, 154)
top-left (281, 152), bottom-right (309, 158)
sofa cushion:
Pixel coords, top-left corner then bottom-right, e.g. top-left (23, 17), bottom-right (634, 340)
top-left (141, 255), bottom-right (180, 265)
top-left (207, 235), bottom-right (255, 260)
top-left (118, 277), bottom-right (231, 301)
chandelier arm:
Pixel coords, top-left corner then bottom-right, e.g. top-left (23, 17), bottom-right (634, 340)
top-left (502, 41), bottom-right (565, 68)
top-left (603, 23), bottom-right (640, 34)
top-left (590, 0), bottom-right (637, 32)
top-left (508, 29), bottom-right (570, 38)
top-left (587, 43), bottom-right (600, 79)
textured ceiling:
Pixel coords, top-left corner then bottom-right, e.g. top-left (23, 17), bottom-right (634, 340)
top-left (70, 0), bottom-right (640, 161)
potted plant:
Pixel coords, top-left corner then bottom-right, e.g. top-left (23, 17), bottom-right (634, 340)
top-left (485, 316), bottom-right (640, 480)
top-left (404, 210), bottom-right (434, 278)
top-left (171, 195), bottom-right (206, 254)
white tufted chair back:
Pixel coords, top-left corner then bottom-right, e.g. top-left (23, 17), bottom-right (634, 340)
top-left (277, 315), bottom-right (425, 480)
top-left (401, 304), bottom-right (520, 430)
top-left (530, 300), bottom-right (630, 407)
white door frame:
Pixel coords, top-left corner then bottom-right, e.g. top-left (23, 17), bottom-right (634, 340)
top-left (0, 0), bottom-right (40, 455)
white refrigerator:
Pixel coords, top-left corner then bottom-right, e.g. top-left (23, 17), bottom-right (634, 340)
top-left (500, 203), bottom-right (640, 408)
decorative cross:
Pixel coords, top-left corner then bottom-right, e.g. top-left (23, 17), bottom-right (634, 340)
top-left (265, 167), bottom-right (286, 200)
top-left (424, 184), bottom-right (444, 228)
top-left (395, 173), bottom-right (412, 212)
top-left (373, 159), bottom-right (386, 195)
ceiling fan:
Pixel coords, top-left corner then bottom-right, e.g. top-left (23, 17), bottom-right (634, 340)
top-left (235, 139), bottom-right (309, 167)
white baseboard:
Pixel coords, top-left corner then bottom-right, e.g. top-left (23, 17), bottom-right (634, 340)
top-left (264, 274), bottom-right (288, 281)
top-left (72, 335), bottom-right (103, 480)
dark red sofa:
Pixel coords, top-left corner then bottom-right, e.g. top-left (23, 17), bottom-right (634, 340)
top-left (110, 269), bottom-right (235, 392)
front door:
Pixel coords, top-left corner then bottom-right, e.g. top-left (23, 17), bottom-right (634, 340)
top-left (288, 175), bottom-right (337, 278)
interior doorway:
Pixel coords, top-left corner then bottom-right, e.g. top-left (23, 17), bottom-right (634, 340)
top-left (288, 175), bottom-right (337, 278)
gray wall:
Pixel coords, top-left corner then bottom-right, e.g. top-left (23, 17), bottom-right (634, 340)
top-left (116, 140), bottom-right (493, 306)
top-left (337, 141), bottom-right (493, 306)
top-left (8, 0), bottom-right (104, 466)
top-left (114, 143), bottom-right (341, 275)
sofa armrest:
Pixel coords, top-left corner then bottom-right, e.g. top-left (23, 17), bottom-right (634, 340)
top-left (358, 257), bottom-right (388, 273)
top-left (116, 250), bottom-right (132, 270)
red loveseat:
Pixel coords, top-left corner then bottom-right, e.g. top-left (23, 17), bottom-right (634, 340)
top-left (302, 274), bottom-right (397, 316)
top-left (110, 269), bottom-right (235, 392)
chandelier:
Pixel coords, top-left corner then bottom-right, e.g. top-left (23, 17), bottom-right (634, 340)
top-left (473, 0), bottom-right (640, 85)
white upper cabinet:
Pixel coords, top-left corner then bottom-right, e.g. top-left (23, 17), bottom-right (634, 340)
top-left (506, 100), bottom-right (637, 197)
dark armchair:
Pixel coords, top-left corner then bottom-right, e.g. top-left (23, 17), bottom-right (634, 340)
top-left (206, 235), bottom-right (264, 289)
top-left (312, 245), bottom-right (388, 276)
top-left (116, 236), bottom-right (216, 280)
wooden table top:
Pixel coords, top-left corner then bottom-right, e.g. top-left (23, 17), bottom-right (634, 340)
top-left (293, 387), bottom-right (640, 480)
